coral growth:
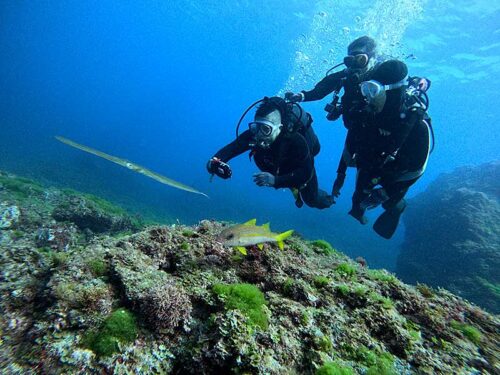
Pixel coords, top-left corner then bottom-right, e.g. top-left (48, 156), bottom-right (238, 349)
top-left (0, 171), bottom-right (499, 374)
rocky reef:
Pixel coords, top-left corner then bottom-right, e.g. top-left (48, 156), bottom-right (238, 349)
top-left (397, 161), bottom-right (500, 314)
top-left (0, 171), bottom-right (499, 374)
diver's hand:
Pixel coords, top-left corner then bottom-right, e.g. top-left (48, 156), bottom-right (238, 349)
top-left (332, 173), bottom-right (346, 197)
top-left (207, 157), bottom-right (232, 179)
top-left (253, 172), bottom-right (275, 187)
top-left (285, 92), bottom-right (304, 103)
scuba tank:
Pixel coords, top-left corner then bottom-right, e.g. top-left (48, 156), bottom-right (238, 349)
top-left (401, 76), bottom-right (435, 153)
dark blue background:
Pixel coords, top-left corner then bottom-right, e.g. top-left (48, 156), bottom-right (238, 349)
top-left (1, 1), bottom-right (499, 269)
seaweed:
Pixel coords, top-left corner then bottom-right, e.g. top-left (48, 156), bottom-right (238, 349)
top-left (213, 283), bottom-right (268, 330)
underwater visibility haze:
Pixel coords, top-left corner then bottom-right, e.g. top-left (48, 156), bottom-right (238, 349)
top-left (0, 1), bottom-right (499, 373)
top-left (1, 1), bottom-right (499, 266)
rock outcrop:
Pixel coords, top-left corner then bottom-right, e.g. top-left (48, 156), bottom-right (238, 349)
top-left (397, 161), bottom-right (500, 314)
top-left (1, 171), bottom-right (499, 374)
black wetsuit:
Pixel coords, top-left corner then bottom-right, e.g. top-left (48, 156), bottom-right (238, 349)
top-left (213, 125), bottom-right (332, 209)
top-left (301, 62), bottom-right (430, 210)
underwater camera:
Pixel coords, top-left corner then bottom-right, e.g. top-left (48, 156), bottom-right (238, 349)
top-left (324, 96), bottom-right (342, 121)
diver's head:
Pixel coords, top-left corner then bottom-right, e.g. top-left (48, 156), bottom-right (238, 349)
top-left (344, 36), bottom-right (377, 72)
top-left (249, 98), bottom-right (284, 148)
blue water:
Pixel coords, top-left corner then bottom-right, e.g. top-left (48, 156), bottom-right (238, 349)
top-left (1, 1), bottom-right (499, 269)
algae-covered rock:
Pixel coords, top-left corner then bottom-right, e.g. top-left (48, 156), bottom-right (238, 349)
top-left (52, 195), bottom-right (138, 233)
top-left (112, 241), bottom-right (192, 332)
top-left (0, 171), bottom-right (499, 374)
top-left (397, 161), bottom-right (500, 314)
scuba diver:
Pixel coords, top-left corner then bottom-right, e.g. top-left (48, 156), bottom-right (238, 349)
top-left (285, 36), bottom-right (432, 238)
top-left (206, 96), bottom-right (334, 209)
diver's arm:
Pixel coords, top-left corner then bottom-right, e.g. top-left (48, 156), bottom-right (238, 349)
top-left (302, 70), bottom-right (345, 102)
top-left (213, 130), bottom-right (252, 163)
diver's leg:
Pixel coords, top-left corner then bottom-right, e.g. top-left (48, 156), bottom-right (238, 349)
top-left (300, 171), bottom-right (334, 209)
top-left (373, 179), bottom-right (417, 239)
top-left (349, 168), bottom-right (372, 224)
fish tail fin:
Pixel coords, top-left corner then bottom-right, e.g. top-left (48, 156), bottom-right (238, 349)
top-left (276, 230), bottom-right (294, 250)
top-left (236, 246), bottom-right (247, 255)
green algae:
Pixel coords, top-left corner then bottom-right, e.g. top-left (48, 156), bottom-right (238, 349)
top-left (0, 175), bottom-right (44, 200)
top-left (353, 345), bottom-right (378, 367)
top-left (182, 229), bottom-right (197, 238)
top-left (365, 352), bottom-right (397, 375)
top-left (416, 283), bottom-right (435, 298)
top-left (450, 321), bottom-right (481, 345)
top-left (180, 241), bottom-right (190, 250)
top-left (354, 285), bottom-right (368, 297)
top-left (314, 334), bottom-right (333, 352)
top-left (367, 269), bottom-right (397, 284)
top-left (313, 276), bottom-right (331, 288)
top-left (335, 263), bottom-right (357, 279)
top-left (213, 283), bottom-right (268, 330)
top-left (404, 320), bottom-right (422, 343)
top-left (11, 230), bottom-right (24, 239)
top-left (86, 259), bottom-right (107, 277)
top-left (51, 252), bottom-right (69, 267)
top-left (368, 292), bottom-right (394, 309)
top-left (335, 284), bottom-right (349, 296)
top-left (230, 252), bottom-right (244, 262)
top-left (311, 239), bottom-right (337, 255)
top-left (316, 362), bottom-right (354, 375)
top-left (341, 343), bottom-right (395, 373)
top-left (477, 277), bottom-right (500, 297)
top-left (84, 308), bottom-right (137, 357)
top-left (283, 278), bottom-right (294, 294)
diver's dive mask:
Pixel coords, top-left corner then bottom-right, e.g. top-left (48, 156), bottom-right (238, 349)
top-left (359, 78), bottom-right (407, 113)
top-left (344, 53), bottom-right (369, 69)
top-left (249, 118), bottom-right (282, 148)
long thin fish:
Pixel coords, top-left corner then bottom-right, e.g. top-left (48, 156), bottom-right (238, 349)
top-left (55, 136), bottom-right (208, 198)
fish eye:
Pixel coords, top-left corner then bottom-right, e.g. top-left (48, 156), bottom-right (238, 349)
top-left (225, 233), bottom-right (234, 240)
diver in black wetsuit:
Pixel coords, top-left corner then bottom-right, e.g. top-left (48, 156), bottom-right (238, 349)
top-left (286, 36), bottom-right (432, 238)
top-left (206, 97), bottom-right (334, 209)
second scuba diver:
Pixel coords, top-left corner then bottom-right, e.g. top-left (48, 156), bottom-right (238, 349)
top-left (286, 36), bottom-right (433, 239)
top-left (207, 97), bottom-right (335, 209)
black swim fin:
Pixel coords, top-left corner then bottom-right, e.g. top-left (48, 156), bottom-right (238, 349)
top-left (373, 199), bottom-right (407, 239)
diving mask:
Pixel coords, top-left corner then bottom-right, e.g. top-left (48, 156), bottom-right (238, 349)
top-left (344, 53), bottom-right (369, 69)
top-left (359, 78), bottom-right (407, 113)
top-left (249, 118), bottom-right (282, 148)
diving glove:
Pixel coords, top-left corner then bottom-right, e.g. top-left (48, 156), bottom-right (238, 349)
top-left (253, 172), bottom-right (276, 187)
top-left (207, 157), bottom-right (232, 179)
top-left (285, 92), bottom-right (304, 103)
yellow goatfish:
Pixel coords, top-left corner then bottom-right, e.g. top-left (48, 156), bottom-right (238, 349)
top-left (219, 219), bottom-right (294, 255)
top-left (55, 136), bottom-right (208, 198)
